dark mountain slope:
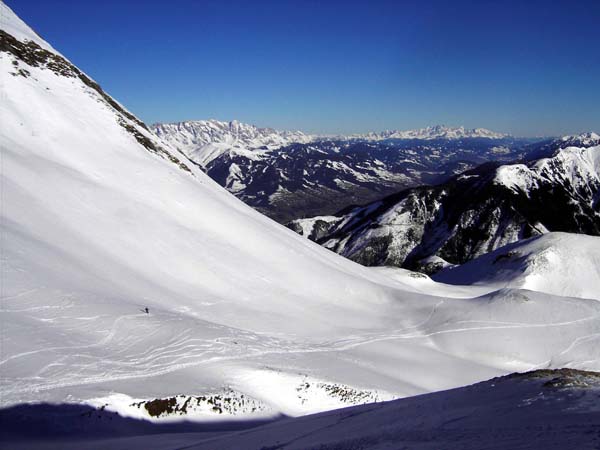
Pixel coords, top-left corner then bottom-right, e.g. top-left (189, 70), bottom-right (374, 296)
top-left (289, 133), bottom-right (600, 272)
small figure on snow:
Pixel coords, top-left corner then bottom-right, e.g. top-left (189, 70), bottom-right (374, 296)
top-left (144, 307), bottom-right (149, 314)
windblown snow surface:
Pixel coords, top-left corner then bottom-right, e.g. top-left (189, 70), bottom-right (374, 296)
top-left (435, 232), bottom-right (600, 301)
top-left (1, 3), bottom-right (600, 447)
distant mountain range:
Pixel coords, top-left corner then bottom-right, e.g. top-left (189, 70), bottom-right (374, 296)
top-left (153, 119), bottom-right (314, 167)
top-left (289, 132), bottom-right (600, 273)
top-left (153, 121), bottom-right (513, 166)
top-left (154, 120), bottom-right (538, 222)
top-left (350, 124), bottom-right (509, 140)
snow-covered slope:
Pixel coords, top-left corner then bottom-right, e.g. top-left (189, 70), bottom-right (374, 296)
top-left (5, 369), bottom-right (599, 449)
top-left (1, 3), bottom-right (599, 425)
top-left (434, 233), bottom-right (600, 301)
top-left (0, 1), bottom-right (55, 52)
top-left (290, 135), bottom-right (600, 271)
top-left (166, 369), bottom-right (600, 450)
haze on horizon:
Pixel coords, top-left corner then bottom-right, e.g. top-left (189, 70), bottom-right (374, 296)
top-left (6, 0), bottom-right (600, 137)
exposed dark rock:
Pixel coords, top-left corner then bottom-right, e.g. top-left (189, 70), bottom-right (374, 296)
top-left (142, 398), bottom-right (177, 417)
top-left (505, 368), bottom-right (600, 389)
top-left (129, 392), bottom-right (268, 418)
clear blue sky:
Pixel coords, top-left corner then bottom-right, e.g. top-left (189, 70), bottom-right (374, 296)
top-left (6, 0), bottom-right (600, 136)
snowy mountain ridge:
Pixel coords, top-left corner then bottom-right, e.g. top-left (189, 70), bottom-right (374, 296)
top-left (495, 137), bottom-right (600, 195)
top-left (351, 124), bottom-right (509, 141)
top-left (153, 119), bottom-right (315, 166)
top-left (154, 119), bottom-right (531, 222)
top-left (154, 121), bottom-right (511, 167)
top-left (558, 131), bottom-right (600, 148)
top-left (289, 135), bottom-right (600, 271)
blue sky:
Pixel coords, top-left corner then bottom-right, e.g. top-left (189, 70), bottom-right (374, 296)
top-left (7, 0), bottom-right (600, 136)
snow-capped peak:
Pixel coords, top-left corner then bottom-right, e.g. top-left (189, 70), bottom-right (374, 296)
top-left (352, 125), bottom-right (509, 141)
top-left (153, 119), bottom-right (315, 166)
top-left (153, 120), bottom-right (511, 167)
top-left (154, 119), bottom-right (313, 148)
top-left (558, 131), bottom-right (600, 148)
top-left (494, 133), bottom-right (600, 195)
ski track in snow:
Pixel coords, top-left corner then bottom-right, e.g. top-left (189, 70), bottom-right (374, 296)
top-left (3, 296), bottom-right (598, 398)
